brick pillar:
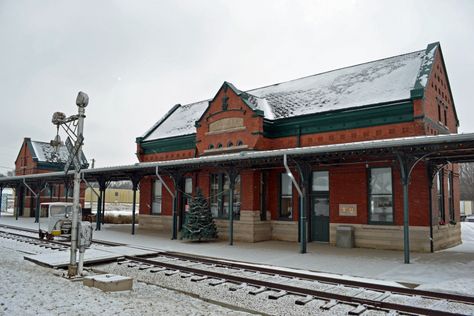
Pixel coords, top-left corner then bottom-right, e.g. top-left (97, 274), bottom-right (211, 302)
top-left (238, 170), bottom-right (271, 242)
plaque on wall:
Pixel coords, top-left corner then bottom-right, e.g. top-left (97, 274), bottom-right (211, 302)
top-left (339, 204), bottom-right (357, 216)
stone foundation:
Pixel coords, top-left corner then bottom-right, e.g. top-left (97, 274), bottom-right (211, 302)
top-left (213, 211), bottom-right (272, 242)
top-left (329, 223), bottom-right (461, 252)
top-left (271, 220), bottom-right (298, 242)
top-left (138, 214), bottom-right (173, 231)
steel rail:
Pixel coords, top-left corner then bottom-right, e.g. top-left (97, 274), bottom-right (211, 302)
top-left (124, 255), bottom-right (468, 316)
top-left (160, 251), bottom-right (474, 305)
top-left (0, 224), bottom-right (124, 247)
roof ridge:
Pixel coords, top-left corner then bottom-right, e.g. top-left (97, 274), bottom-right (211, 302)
top-left (245, 48), bottom-right (425, 94)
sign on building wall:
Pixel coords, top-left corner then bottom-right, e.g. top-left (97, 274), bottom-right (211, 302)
top-left (339, 204), bottom-right (357, 216)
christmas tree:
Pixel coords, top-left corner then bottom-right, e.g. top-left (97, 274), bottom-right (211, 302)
top-left (181, 187), bottom-right (218, 241)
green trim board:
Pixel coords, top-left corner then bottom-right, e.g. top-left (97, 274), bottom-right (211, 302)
top-left (140, 134), bottom-right (196, 154)
top-left (263, 101), bottom-right (414, 138)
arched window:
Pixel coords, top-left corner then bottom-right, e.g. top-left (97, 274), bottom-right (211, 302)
top-left (208, 144), bottom-right (214, 149)
top-left (217, 143), bottom-right (223, 149)
top-left (236, 140), bottom-right (243, 146)
top-left (227, 141), bottom-right (233, 147)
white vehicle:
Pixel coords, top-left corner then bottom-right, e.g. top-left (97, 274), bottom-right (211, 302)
top-left (38, 202), bottom-right (80, 240)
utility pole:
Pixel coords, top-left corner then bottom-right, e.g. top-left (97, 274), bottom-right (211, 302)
top-left (51, 91), bottom-right (89, 277)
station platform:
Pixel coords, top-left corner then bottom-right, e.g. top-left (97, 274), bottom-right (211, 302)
top-left (1, 214), bottom-right (474, 293)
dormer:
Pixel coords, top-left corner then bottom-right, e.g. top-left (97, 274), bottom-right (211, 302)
top-left (195, 82), bottom-right (266, 156)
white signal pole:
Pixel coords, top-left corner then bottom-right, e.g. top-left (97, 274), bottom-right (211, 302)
top-left (68, 91), bottom-right (88, 277)
top-left (51, 91), bottom-right (89, 277)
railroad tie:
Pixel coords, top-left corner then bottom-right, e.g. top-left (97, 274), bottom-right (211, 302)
top-left (373, 291), bottom-right (392, 301)
top-left (229, 283), bottom-right (248, 291)
top-left (190, 276), bottom-right (208, 282)
top-left (138, 265), bottom-right (153, 270)
top-left (348, 304), bottom-right (367, 315)
top-left (320, 299), bottom-right (338, 310)
top-left (295, 295), bottom-right (315, 306)
top-left (180, 273), bottom-right (194, 278)
top-left (268, 291), bottom-right (288, 300)
top-left (165, 270), bottom-right (180, 276)
top-left (116, 258), bottom-right (127, 264)
top-left (149, 267), bottom-right (167, 273)
top-left (249, 287), bottom-right (268, 295)
top-left (208, 279), bottom-right (226, 286)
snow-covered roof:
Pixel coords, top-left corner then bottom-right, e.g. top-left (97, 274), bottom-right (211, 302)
top-left (143, 100), bottom-right (209, 141)
top-left (142, 44), bottom-right (438, 142)
top-left (28, 139), bottom-right (88, 167)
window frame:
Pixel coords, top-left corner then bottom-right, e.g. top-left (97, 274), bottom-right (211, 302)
top-left (368, 167), bottom-right (395, 225)
top-left (437, 171), bottom-right (445, 222)
top-left (448, 171), bottom-right (454, 222)
top-left (209, 173), bottom-right (241, 219)
top-left (182, 177), bottom-right (193, 214)
top-left (151, 179), bottom-right (163, 215)
top-left (279, 172), bottom-right (293, 220)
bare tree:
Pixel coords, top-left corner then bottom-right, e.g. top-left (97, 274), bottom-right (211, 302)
top-left (460, 163), bottom-right (474, 201)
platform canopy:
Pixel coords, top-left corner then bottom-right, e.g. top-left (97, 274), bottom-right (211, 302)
top-left (2, 133), bottom-right (474, 187)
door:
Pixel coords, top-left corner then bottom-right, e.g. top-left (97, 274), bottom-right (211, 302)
top-left (312, 195), bottom-right (329, 242)
top-left (179, 178), bottom-right (192, 230)
top-left (311, 171), bottom-right (330, 242)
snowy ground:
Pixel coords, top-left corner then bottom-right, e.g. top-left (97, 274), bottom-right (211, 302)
top-left (2, 215), bottom-right (474, 298)
top-left (0, 236), bottom-right (250, 316)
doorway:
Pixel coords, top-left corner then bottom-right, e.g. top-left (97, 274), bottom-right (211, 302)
top-left (311, 171), bottom-right (329, 242)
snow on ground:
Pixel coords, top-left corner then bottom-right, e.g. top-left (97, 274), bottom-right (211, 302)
top-left (0, 237), bottom-right (250, 316)
top-left (2, 215), bottom-right (474, 298)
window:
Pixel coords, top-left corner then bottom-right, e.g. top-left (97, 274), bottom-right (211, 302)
top-left (227, 141), bottom-right (233, 147)
top-left (237, 140), bottom-right (243, 146)
top-left (312, 171), bottom-right (329, 218)
top-left (65, 186), bottom-right (74, 198)
top-left (152, 179), bottom-right (162, 215)
top-left (43, 184), bottom-right (55, 197)
top-left (208, 144), bottom-right (214, 149)
top-left (184, 177), bottom-right (192, 213)
top-left (448, 171), bottom-right (454, 222)
top-left (438, 105), bottom-right (442, 122)
top-left (217, 143), bottom-right (223, 149)
top-left (369, 167), bottom-right (393, 223)
top-left (312, 171), bottom-right (329, 191)
top-left (444, 109), bottom-right (447, 126)
top-left (280, 173), bottom-right (293, 219)
top-left (210, 173), bottom-right (240, 219)
top-left (437, 171), bottom-right (445, 222)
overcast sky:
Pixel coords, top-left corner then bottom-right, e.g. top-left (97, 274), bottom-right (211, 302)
top-left (0, 0), bottom-right (473, 172)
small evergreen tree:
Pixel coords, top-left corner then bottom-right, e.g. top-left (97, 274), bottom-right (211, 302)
top-left (181, 188), bottom-right (218, 241)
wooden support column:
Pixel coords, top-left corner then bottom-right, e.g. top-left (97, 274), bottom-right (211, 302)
top-left (170, 171), bottom-right (184, 240)
top-left (130, 174), bottom-right (142, 235)
top-left (15, 184), bottom-right (21, 220)
top-left (295, 162), bottom-right (311, 253)
top-left (96, 178), bottom-right (106, 231)
top-left (101, 181), bottom-right (109, 225)
top-left (225, 168), bottom-right (239, 246)
top-left (426, 162), bottom-right (447, 253)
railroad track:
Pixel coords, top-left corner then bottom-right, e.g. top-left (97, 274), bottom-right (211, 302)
top-left (0, 230), bottom-right (70, 251)
top-left (118, 253), bottom-right (474, 316)
top-left (0, 223), bottom-right (124, 247)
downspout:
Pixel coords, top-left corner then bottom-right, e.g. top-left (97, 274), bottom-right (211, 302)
top-left (283, 154), bottom-right (306, 253)
top-left (155, 166), bottom-right (177, 239)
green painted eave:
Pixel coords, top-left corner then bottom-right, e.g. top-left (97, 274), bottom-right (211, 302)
top-left (37, 161), bottom-right (89, 171)
top-left (140, 134), bottom-right (196, 154)
top-left (263, 101), bottom-right (414, 138)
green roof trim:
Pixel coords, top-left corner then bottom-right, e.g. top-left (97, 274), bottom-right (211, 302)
top-left (140, 134), bottom-right (196, 154)
top-left (263, 101), bottom-right (414, 138)
top-left (412, 42), bottom-right (439, 95)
